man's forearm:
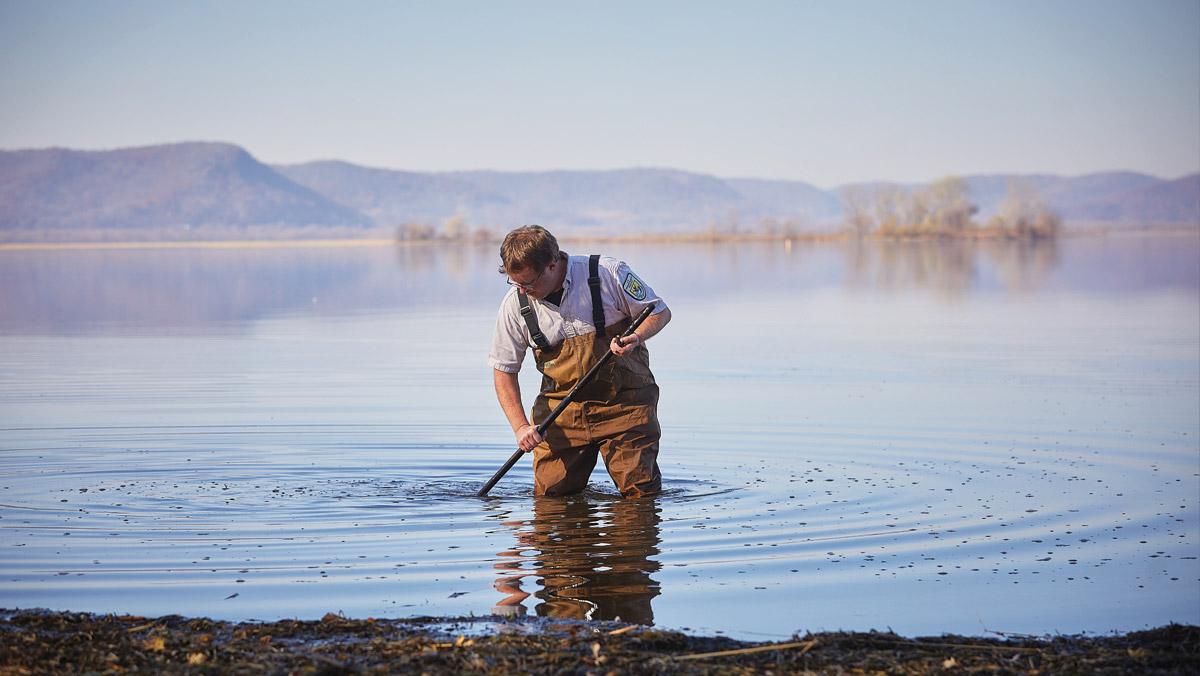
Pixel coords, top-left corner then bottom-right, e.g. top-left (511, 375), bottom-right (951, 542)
top-left (610, 306), bottom-right (672, 356)
top-left (633, 307), bottom-right (671, 342)
top-left (493, 369), bottom-right (530, 433)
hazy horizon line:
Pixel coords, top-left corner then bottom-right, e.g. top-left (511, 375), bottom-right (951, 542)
top-left (3, 138), bottom-right (1197, 189)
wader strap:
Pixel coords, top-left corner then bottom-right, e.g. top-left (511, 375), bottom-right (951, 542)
top-left (588, 254), bottom-right (606, 333)
top-left (517, 291), bottom-right (551, 351)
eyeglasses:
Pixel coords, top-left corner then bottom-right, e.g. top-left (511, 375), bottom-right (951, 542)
top-left (505, 263), bottom-right (548, 290)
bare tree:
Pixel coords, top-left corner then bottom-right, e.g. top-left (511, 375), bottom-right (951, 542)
top-left (846, 177), bottom-right (991, 238)
top-left (840, 186), bottom-right (875, 236)
top-left (872, 185), bottom-right (906, 235)
top-left (396, 222), bottom-right (436, 240)
top-left (920, 176), bottom-right (976, 233)
top-left (905, 188), bottom-right (932, 233)
top-left (988, 180), bottom-right (1061, 238)
top-left (441, 214), bottom-right (468, 240)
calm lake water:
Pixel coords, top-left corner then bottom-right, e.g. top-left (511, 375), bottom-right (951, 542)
top-left (1, 234), bottom-right (1197, 639)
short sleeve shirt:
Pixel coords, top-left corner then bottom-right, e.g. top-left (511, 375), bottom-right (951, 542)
top-left (488, 254), bottom-right (668, 373)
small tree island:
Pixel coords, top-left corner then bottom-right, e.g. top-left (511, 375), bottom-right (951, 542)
top-left (842, 177), bottom-right (1061, 239)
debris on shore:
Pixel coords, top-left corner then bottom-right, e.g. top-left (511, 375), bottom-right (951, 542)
top-left (1, 609), bottom-right (1196, 674)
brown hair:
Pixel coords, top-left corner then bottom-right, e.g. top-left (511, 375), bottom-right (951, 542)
top-left (498, 225), bottom-right (559, 274)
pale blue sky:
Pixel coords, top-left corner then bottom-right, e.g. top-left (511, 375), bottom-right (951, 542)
top-left (1, 0), bottom-right (1197, 187)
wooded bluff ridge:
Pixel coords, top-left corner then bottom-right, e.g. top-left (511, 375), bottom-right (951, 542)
top-left (1, 141), bottom-right (1196, 240)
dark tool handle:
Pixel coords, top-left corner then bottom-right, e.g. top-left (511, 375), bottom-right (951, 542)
top-left (477, 302), bottom-right (657, 497)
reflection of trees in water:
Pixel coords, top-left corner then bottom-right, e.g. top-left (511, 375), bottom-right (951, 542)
top-left (842, 240), bottom-right (975, 295)
top-left (841, 238), bottom-right (1060, 294)
top-left (392, 241), bottom-right (438, 285)
top-left (493, 496), bottom-right (662, 623)
top-left (645, 240), bottom-right (818, 294)
top-left (980, 238), bottom-right (1060, 293)
top-left (1, 238), bottom-right (1074, 334)
top-left (1, 243), bottom-right (507, 334)
top-left (435, 242), bottom-right (504, 288)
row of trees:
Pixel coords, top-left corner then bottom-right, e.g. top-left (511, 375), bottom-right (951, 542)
top-left (392, 179), bottom-right (1063, 242)
top-left (986, 181), bottom-right (1064, 238)
top-left (395, 216), bottom-right (496, 242)
top-left (396, 214), bottom-right (815, 242)
top-left (842, 177), bottom-right (1061, 238)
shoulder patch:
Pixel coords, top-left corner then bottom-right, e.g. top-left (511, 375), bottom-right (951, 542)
top-left (622, 272), bottom-right (648, 301)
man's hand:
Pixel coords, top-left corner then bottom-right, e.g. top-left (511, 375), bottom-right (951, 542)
top-left (610, 333), bottom-right (641, 357)
top-left (515, 423), bottom-right (543, 452)
top-left (610, 307), bottom-right (670, 357)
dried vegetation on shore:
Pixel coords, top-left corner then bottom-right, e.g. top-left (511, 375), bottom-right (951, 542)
top-left (1, 610), bottom-right (1197, 674)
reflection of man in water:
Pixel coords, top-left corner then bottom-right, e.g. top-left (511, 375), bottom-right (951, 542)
top-left (489, 225), bottom-right (672, 497)
top-left (493, 496), bottom-right (662, 623)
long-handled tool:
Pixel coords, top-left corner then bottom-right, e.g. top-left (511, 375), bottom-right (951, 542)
top-left (477, 302), bottom-right (657, 497)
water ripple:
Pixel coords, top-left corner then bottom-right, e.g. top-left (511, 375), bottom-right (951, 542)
top-left (0, 422), bottom-right (1195, 636)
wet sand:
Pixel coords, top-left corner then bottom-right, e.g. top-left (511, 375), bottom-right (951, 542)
top-left (1, 609), bottom-right (1195, 674)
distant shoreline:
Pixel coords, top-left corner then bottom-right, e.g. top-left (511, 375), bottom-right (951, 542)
top-left (1, 225), bottom-right (1195, 252)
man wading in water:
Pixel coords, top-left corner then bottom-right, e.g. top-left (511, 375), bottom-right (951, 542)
top-left (489, 225), bottom-right (672, 497)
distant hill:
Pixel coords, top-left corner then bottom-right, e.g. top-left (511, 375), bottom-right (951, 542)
top-left (0, 142), bottom-right (368, 231)
top-left (272, 160), bottom-right (487, 227)
top-left (722, 177), bottom-right (843, 224)
top-left (275, 163), bottom-right (763, 233)
top-left (834, 172), bottom-right (1199, 226)
top-left (1061, 173), bottom-right (1200, 223)
top-left (281, 162), bottom-right (1198, 234)
top-left (960, 172), bottom-right (1181, 222)
top-left (1, 141), bottom-right (1196, 240)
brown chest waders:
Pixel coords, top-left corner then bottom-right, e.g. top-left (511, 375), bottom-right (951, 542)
top-left (521, 255), bottom-right (662, 498)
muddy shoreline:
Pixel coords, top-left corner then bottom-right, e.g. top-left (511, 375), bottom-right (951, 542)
top-left (1, 609), bottom-right (1196, 674)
